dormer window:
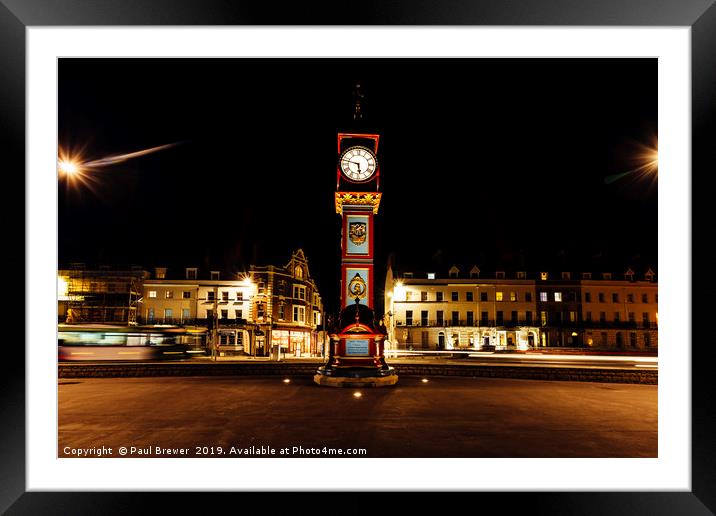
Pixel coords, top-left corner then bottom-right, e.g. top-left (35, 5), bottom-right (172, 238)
top-left (582, 272), bottom-right (592, 280)
top-left (427, 273), bottom-right (436, 280)
top-left (561, 272), bottom-right (571, 280)
top-left (403, 272), bottom-right (413, 279)
top-left (517, 271), bottom-right (526, 279)
top-left (449, 266), bottom-right (460, 278)
top-left (602, 272), bottom-right (612, 280)
top-left (211, 271), bottom-right (220, 280)
top-left (625, 268), bottom-right (635, 281)
top-left (186, 268), bottom-right (197, 280)
top-left (645, 268), bottom-right (655, 282)
top-left (470, 266), bottom-right (480, 279)
top-left (295, 266), bottom-right (304, 279)
top-left (540, 272), bottom-right (549, 281)
top-left (496, 271), bottom-right (505, 279)
top-left (155, 267), bottom-right (167, 279)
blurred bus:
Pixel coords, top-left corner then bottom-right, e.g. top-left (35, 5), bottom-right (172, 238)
top-left (58, 324), bottom-right (208, 361)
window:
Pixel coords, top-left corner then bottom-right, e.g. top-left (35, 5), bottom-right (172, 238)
top-left (164, 308), bottom-right (173, 319)
top-left (235, 309), bottom-right (243, 320)
top-left (627, 294), bottom-right (634, 303)
top-left (427, 273), bottom-right (435, 280)
top-left (480, 292), bottom-right (488, 302)
top-left (629, 332), bottom-right (637, 347)
top-left (510, 291), bottom-right (517, 302)
top-left (420, 310), bottom-right (428, 326)
top-left (436, 292), bottom-right (444, 302)
top-left (452, 311), bottom-right (459, 325)
top-left (293, 285), bottom-right (306, 300)
top-left (436, 311), bottom-right (444, 325)
top-left (598, 293), bottom-right (605, 303)
top-left (601, 332), bottom-right (608, 345)
top-left (466, 292), bottom-right (474, 302)
top-left (655, 293), bottom-right (658, 303)
top-left (517, 271), bottom-right (526, 279)
top-left (405, 291), bottom-right (413, 301)
top-left (496, 292), bottom-right (503, 302)
top-left (207, 291), bottom-right (215, 301)
top-left (186, 268), bottom-right (197, 280)
top-left (183, 291), bottom-right (191, 299)
top-left (148, 290), bottom-right (157, 298)
top-left (421, 291), bottom-right (428, 302)
top-left (496, 311), bottom-right (504, 325)
top-left (584, 292), bottom-right (591, 303)
top-left (481, 312), bottom-right (489, 325)
top-left (293, 305), bottom-right (305, 323)
top-left (403, 272), bottom-right (413, 278)
top-left (221, 309), bottom-right (228, 319)
top-left (569, 311), bottom-right (577, 323)
top-left (642, 312), bottom-right (650, 325)
top-left (511, 311), bottom-right (518, 323)
top-left (612, 293), bottom-right (619, 303)
top-left (540, 292), bottom-right (548, 302)
top-left (642, 293), bottom-right (648, 303)
top-left (165, 291), bottom-right (173, 299)
top-left (603, 272), bottom-right (612, 280)
top-left (582, 272), bottom-right (592, 280)
top-left (554, 292), bottom-right (562, 302)
top-left (182, 308), bottom-right (190, 320)
top-left (295, 266), bottom-right (304, 279)
top-left (540, 272), bottom-right (548, 280)
top-left (496, 271), bottom-right (505, 279)
top-left (211, 271), bottom-right (220, 280)
top-left (449, 269), bottom-right (458, 278)
top-left (222, 291), bottom-right (229, 301)
top-left (466, 311), bottom-right (474, 325)
top-left (451, 291), bottom-right (458, 302)
top-left (599, 312), bottom-right (606, 323)
top-left (257, 303), bottom-right (265, 318)
top-left (525, 292), bottom-right (532, 302)
top-left (540, 311), bottom-right (547, 326)
top-left (628, 312), bottom-right (635, 323)
top-left (236, 292), bottom-right (243, 301)
top-left (526, 311), bottom-right (533, 324)
top-left (147, 308), bottom-right (155, 321)
top-left (561, 272), bottom-right (571, 280)
top-left (586, 311), bottom-right (592, 322)
top-left (206, 309), bottom-right (214, 320)
top-left (406, 310), bottom-right (413, 326)
top-left (644, 333), bottom-right (651, 347)
top-left (614, 312), bottom-right (621, 322)
top-left (155, 267), bottom-right (167, 279)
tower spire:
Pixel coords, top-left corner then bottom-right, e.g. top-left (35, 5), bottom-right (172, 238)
top-left (352, 83), bottom-right (365, 121)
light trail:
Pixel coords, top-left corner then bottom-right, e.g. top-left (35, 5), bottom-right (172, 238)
top-left (82, 142), bottom-right (180, 168)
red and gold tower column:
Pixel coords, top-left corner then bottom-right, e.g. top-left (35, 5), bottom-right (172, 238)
top-left (314, 132), bottom-right (398, 387)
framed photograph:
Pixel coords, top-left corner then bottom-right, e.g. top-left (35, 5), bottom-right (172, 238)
top-left (4, 0), bottom-right (711, 513)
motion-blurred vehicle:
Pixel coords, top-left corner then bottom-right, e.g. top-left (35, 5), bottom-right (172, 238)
top-left (58, 324), bottom-right (208, 361)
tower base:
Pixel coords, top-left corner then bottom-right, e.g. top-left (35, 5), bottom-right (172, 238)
top-left (314, 366), bottom-right (398, 388)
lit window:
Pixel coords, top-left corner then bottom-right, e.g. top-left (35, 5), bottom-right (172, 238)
top-left (165, 291), bottom-right (173, 299)
top-left (148, 290), bottom-right (157, 298)
top-left (295, 266), bottom-right (304, 279)
top-left (540, 292), bottom-right (548, 302)
top-left (182, 308), bottom-right (190, 320)
top-left (569, 311), bottom-right (577, 322)
top-left (496, 292), bottom-right (503, 302)
top-left (510, 292), bottom-right (517, 302)
top-left (517, 271), bottom-right (526, 279)
top-left (427, 273), bottom-right (435, 279)
top-left (293, 305), bottom-right (305, 323)
top-left (554, 292), bottom-right (562, 302)
top-left (540, 311), bottom-right (547, 326)
top-left (540, 272), bottom-right (548, 280)
top-left (164, 308), bottom-right (173, 319)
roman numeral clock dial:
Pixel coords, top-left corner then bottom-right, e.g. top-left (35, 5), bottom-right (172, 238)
top-left (339, 146), bottom-right (377, 182)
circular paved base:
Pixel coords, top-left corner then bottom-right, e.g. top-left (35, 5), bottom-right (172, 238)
top-left (313, 373), bottom-right (399, 388)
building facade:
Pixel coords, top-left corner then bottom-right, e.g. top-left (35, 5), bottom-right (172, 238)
top-left (57, 264), bottom-right (147, 324)
top-left (139, 249), bottom-right (325, 357)
top-left (384, 265), bottom-right (658, 351)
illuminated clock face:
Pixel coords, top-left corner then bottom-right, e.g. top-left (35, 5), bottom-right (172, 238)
top-left (339, 146), bottom-right (377, 182)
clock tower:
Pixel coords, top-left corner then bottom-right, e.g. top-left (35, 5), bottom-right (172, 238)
top-left (314, 84), bottom-right (398, 387)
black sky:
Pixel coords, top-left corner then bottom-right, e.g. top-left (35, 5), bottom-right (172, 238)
top-left (58, 58), bottom-right (657, 313)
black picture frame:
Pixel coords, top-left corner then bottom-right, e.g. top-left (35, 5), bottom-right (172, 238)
top-left (2, 1), bottom-right (710, 514)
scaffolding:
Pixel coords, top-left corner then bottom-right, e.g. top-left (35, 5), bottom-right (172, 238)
top-left (60, 264), bottom-right (148, 325)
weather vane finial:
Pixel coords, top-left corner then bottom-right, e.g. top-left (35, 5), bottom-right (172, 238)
top-left (352, 83), bottom-right (365, 121)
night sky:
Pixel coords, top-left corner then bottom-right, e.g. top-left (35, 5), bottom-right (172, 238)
top-left (59, 58), bottom-right (657, 313)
